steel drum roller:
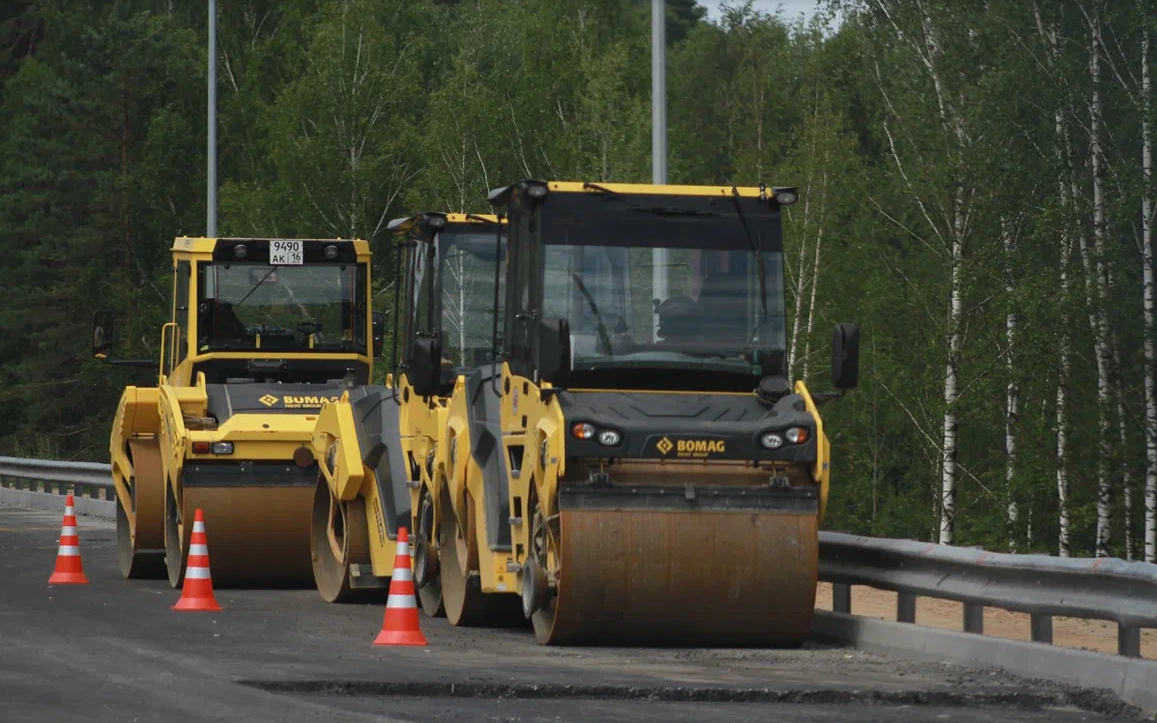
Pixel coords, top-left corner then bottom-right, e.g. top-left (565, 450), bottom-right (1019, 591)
top-left (173, 486), bottom-right (315, 587)
top-left (533, 510), bottom-right (818, 646)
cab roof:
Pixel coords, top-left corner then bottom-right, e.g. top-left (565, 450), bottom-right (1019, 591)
top-left (172, 237), bottom-right (368, 254)
top-left (486, 180), bottom-right (798, 209)
top-left (386, 212), bottom-right (504, 237)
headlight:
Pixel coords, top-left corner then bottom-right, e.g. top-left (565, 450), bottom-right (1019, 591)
top-left (211, 441), bottom-right (234, 455)
top-left (597, 429), bottom-right (621, 446)
top-left (761, 427), bottom-right (810, 450)
top-left (324, 244), bottom-right (338, 259)
top-left (785, 427), bottom-right (809, 444)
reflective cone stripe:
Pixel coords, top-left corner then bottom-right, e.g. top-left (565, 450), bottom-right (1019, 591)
top-left (49, 494), bottom-right (88, 585)
top-left (172, 509), bottom-right (222, 612)
top-left (373, 527), bottom-right (427, 646)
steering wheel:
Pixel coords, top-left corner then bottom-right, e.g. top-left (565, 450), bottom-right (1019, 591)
top-left (297, 320), bottom-right (323, 335)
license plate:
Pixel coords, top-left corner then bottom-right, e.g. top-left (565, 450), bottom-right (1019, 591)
top-left (270, 239), bottom-right (303, 265)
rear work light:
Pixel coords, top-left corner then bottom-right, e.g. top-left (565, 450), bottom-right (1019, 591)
top-left (192, 441), bottom-right (233, 455)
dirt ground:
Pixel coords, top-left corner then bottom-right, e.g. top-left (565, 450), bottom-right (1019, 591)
top-left (814, 582), bottom-right (1157, 659)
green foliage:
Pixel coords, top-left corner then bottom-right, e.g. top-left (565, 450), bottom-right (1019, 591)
top-left (1, 0), bottom-right (1154, 558)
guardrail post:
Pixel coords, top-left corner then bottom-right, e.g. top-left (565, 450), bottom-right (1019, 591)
top-left (897, 592), bottom-right (916, 623)
top-left (1118, 625), bottom-right (1141, 658)
top-left (1030, 614), bottom-right (1053, 644)
top-left (963, 603), bottom-right (984, 634)
top-left (833, 583), bottom-right (851, 614)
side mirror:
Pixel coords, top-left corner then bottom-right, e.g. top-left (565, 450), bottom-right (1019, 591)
top-left (538, 317), bottom-right (571, 385)
top-left (93, 311), bottom-right (115, 360)
top-left (831, 322), bottom-right (860, 390)
top-left (371, 312), bottom-right (386, 358)
top-left (409, 336), bottom-right (442, 398)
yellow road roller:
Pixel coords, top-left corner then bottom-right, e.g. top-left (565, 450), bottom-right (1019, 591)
top-left (93, 236), bottom-right (384, 588)
top-left (308, 213), bottom-right (514, 617)
top-left (404, 180), bottom-right (861, 645)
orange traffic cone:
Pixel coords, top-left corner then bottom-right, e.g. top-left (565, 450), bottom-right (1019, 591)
top-left (48, 493), bottom-right (89, 585)
top-left (373, 527), bottom-right (428, 646)
top-left (172, 509), bottom-right (222, 612)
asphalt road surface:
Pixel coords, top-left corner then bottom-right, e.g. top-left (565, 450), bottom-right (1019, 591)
top-left (0, 504), bottom-right (1143, 723)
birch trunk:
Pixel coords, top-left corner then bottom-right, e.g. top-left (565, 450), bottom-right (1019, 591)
top-left (1056, 109), bottom-right (1074, 558)
top-left (940, 209), bottom-right (963, 545)
top-left (801, 222), bottom-right (824, 382)
top-left (1003, 218), bottom-right (1019, 552)
top-left (1143, 25), bottom-right (1157, 563)
top-left (1035, 4), bottom-right (1072, 556)
top-left (1086, 14), bottom-right (1114, 557)
top-left (1114, 342), bottom-right (1134, 558)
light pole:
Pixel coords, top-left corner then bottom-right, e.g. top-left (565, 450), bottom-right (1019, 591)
top-left (207, 0), bottom-right (217, 237)
top-left (651, 0), bottom-right (668, 338)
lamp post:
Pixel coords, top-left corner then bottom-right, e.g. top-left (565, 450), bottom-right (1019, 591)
top-left (651, 0), bottom-right (668, 338)
top-left (207, 0), bottom-right (217, 237)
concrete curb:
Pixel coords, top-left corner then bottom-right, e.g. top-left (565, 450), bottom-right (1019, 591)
top-left (812, 609), bottom-right (1157, 716)
top-left (0, 487), bottom-right (116, 519)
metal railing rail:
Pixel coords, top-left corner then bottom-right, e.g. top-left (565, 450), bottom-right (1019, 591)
top-left (1, 455), bottom-right (1154, 659)
top-left (819, 531), bottom-right (1157, 659)
top-left (0, 456), bottom-right (114, 500)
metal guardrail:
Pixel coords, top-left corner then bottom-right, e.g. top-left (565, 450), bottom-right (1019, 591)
top-left (820, 531), bottom-right (1157, 658)
top-left (0, 456), bottom-right (114, 500)
top-left (1, 455), bottom-right (1153, 660)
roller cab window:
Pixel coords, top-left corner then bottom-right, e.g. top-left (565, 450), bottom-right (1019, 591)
top-left (196, 262), bottom-right (367, 354)
top-left (537, 192), bottom-right (787, 384)
top-left (435, 228), bottom-right (504, 375)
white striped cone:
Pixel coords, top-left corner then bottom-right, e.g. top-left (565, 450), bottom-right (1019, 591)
top-left (172, 508), bottom-right (222, 611)
top-left (373, 527), bottom-right (427, 645)
top-left (48, 494), bottom-right (88, 585)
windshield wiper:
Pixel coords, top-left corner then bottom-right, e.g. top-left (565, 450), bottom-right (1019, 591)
top-left (570, 272), bottom-right (614, 354)
top-left (729, 187), bottom-right (767, 320)
top-left (627, 206), bottom-right (718, 217)
top-left (232, 266), bottom-right (279, 310)
top-left (583, 182), bottom-right (719, 218)
top-left (464, 213), bottom-right (501, 227)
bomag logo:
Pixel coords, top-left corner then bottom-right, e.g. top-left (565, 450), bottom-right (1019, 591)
top-left (656, 436), bottom-right (726, 459)
top-left (258, 394), bottom-right (340, 409)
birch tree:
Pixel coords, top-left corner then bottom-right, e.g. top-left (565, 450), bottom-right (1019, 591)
top-left (266, 0), bottom-right (425, 243)
top-left (1145, 8), bottom-right (1157, 563)
top-left (1003, 216), bottom-right (1020, 551)
top-left (855, 0), bottom-right (981, 544)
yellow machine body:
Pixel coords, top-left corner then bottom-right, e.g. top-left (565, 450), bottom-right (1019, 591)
top-left (307, 214), bottom-right (510, 614)
top-left (421, 180), bottom-right (857, 644)
top-left (101, 237), bottom-right (378, 587)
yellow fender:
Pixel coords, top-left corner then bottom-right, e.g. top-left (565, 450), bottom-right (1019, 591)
top-left (157, 385), bottom-right (188, 496)
top-left (795, 380), bottom-right (830, 522)
top-left (109, 386), bottom-right (161, 493)
top-left (530, 403), bottom-right (564, 520)
top-left (312, 394), bottom-right (365, 501)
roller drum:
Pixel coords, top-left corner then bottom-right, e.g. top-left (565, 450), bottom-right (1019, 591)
top-left (117, 439), bottom-right (167, 579)
top-left (174, 484), bottom-right (315, 588)
top-left (535, 510), bottom-right (818, 646)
